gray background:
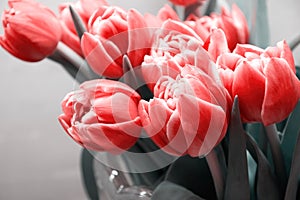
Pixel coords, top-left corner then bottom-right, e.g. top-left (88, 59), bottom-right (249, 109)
top-left (0, 0), bottom-right (299, 199)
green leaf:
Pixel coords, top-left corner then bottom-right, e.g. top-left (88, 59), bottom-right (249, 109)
top-left (281, 101), bottom-right (300, 174)
top-left (264, 125), bottom-right (287, 192)
top-left (205, 146), bottom-right (226, 200)
top-left (296, 66), bottom-right (300, 80)
top-left (81, 148), bottom-right (99, 200)
top-left (224, 97), bottom-right (250, 200)
top-left (69, 5), bottom-right (87, 39)
top-left (246, 134), bottom-right (282, 200)
top-left (284, 131), bottom-right (300, 200)
top-left (152, 181), bottom-right (205, 200)
top-left (204, 0), bottom-right (217, 16)
top-left (245, 123), bottom-right (268, 155)
top-left (165, 156), bottom-right (217, 199)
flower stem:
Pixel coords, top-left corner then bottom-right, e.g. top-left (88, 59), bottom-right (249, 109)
top-left (264, 124), bottom-right (287, 192)
top-left (49, 42), bottom-right (99, 83)
top-left (289, 34), bottom-right (300, 51)
top-left (205, 146), bottom-right (226, 200)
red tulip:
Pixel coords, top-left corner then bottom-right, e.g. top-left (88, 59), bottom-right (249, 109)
top-left (217, 40), bottom-right (300, 125)
top-left (157, 4), bottom-right (180, 22)
top-left (169, 0), bottom-right (205, 6)
top-left (139, 64), bottom-right (230, 157)
top-left (141, 20), bottom-right (204, 91)
top-left (58, 79), bottom-right (142, 154)
top-left (81, 7), bottom-right (151, 78)
top-left (203, 28), bottom-right (230, 62)
top-left (185, 4), bottom-right (249, 51)
top-left (58, 0), bottom-right (108, 56)
top-left (0, 0), bottom-right (62, 62)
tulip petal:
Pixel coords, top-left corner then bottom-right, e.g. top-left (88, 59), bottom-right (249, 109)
top-left (262, 58), bottom-right (299, 125)
top-left (164, 110), bottom-right (189, 156)
top-left (139, 99), bottom-right (173, 151)
top-left (162, 19), bottom-right (203, 42)
top-left (148, 98), bottom-right (173, 137)
top-left (93, 92), bottom-right (139, 124)
top-left (127, 9), bottom-right (150, 67)
top-left (233, 44), bottom-right (264, 57)
top-left (220, 15), bottom-right (238, 51)
top-left (177, 94), bottom-right (226, 157)
top-left (264, 40), bottom-right (295, 73)
top-left (231, 4), bottom-right (249, 44)
top-left (157, 4), bottom-right (180, 22)
top-left (203, 28), bottom-right (229, 62)
top-left (232, 61), bottom-right (266, 122)
top-left (81, 32), bottom-right (123, 78)
top-left (60, 22), bottom-right (83, 56)
top-left (216, 52), bottom-right (244, 71)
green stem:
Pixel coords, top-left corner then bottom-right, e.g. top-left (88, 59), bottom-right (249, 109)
top-left (264, 124), bottom-right (287, 192)
top-left (205, 146), bottom-right (226, 200)
top-left (204, 0), bottom-right (217, 16)
top-left (54, 42), bottom-right (99, 81)
top-left (288, 34), bottom-right (300, 51)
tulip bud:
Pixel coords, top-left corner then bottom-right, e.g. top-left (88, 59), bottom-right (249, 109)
top-left (0, 0), bottom-right (62, 62)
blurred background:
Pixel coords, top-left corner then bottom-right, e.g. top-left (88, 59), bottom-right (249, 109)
top-left (0, 0), bottom-right (299, 199)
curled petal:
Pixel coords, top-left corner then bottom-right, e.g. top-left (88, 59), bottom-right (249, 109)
top-left (162, 19), bottom-right (203, 42)
top-left (233, 44), bottom-right (264, 57)
top-left (203, 28), bottom-right (229, 62)
top-left (264, 40), bottom-right (295, 73)
top-left (216, 52), bottom-right (244, 71)
top-left (139, 98), bottom-right (173, 138)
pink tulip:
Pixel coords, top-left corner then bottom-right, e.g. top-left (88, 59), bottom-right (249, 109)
top-left (139, 64), bottom-right (230, 157)
top-left (185, 4), bottom-right (249, 51)
top-left (141, 20), bottom-right (204, 91)
top-left (58, 0), bottom-right (108, 55)
top-left (81, 6), bottom-right (151, 78)
top-left (0, 0), bottom-right (62, 62)
top-left (58, 79), bottom-right (142, 154)
top-left (217, 40), bottom-right (300, 125)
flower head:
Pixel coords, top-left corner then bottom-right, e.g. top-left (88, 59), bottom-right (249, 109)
top-left (139, 62), bottom-right (230, 157)
top-left (217, 41), bottom-right (300, 125)
top-left (185, 4), bottom-right (249, 51)
top-left (81, 6), bottom-right (151, 78)
top-left (141, 19), bottom-right (204, 91)
top-left (58, 79), bottom-right (142, 154)
top-left (0, 0), bottom-right (62, 61)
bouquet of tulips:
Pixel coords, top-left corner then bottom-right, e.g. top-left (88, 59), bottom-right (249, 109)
top-left (1, 0), bottom-right (300, 199)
